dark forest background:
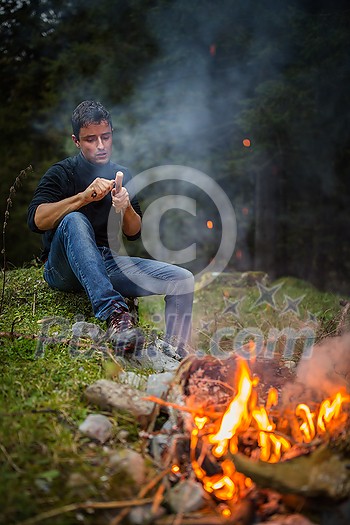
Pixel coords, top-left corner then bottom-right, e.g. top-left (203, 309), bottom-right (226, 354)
top-left (1, 0), bottom-right (350, 294)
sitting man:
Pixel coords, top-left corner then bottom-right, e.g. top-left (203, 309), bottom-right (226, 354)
top-left (27, 100), bottom-right (194, 355)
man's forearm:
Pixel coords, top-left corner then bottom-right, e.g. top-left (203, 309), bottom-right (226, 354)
top-left (34, 194), bottom-right (86, 230)
top-left (122, 205), bottom-right (142, 237)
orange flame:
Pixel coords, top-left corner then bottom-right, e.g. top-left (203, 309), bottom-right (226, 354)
top-left (186, 359), bottom-right (349, 503)
top-left (209, 360), bottom-right (253, 456)
top-left (296, 403), bottom-right (316, 442)
top-left (317, 391), bottom-right (346, 433)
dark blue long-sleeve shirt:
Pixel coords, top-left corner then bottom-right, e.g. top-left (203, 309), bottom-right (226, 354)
top-left (27, 153), bottom-right (142, 261)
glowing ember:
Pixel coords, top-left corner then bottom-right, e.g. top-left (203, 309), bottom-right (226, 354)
top-left (243, 138), bottom-right (251, 147)
top-left (206, 220), bottom-right (214, 229)
top-left (171, 464), bottom-right (180, 474)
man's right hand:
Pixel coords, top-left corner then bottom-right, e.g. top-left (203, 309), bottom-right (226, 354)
top-left (34, 177), bottom-right (114, 231)
top-left (83, 177), bottom-right (115, 203)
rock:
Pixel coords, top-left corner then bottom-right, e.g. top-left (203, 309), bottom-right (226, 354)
top-left (133, 345), bottom-right (180, 372)
top-left (149, 419), bottom-right (175, 463)
top-left (71, 321), bottom-right (105, 340)
top-left (85, 379), bottom-right (155, 421)
top-left (167, 479), bottom-right (207, 513)
top-left (78, 413), bottom-right (113, 444)
top-left (119, 371), bottom-right (148, 390)
top-left (283, 360), bottom-right (297, 370)
top-left (146, 372), bottom-right (174, 398)
top-left (66, 472), bottom-right (90, 489)
top-left (128, 503), bottom-right (166, 525)
top-left (116, 429), bottom-right (129, 442)
top-left (108, 449), bottom-right (146, 486)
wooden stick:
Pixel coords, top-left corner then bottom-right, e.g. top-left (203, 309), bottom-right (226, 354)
top-left (0, 442), bottom-right (22, 473)
top-left (16, 498), bottom-right (154, 525)
top-left (109, 467), bottom-right (172, 525)
top-left (143, 395), bottom-right (222, 420)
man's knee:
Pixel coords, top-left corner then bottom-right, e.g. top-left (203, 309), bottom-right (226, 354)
top-left (174, 267), bottom-right (195, 295)
top-left (60, 211), bottom-right (90, 228)
top-left (181, 267), bottom-right (194, 284)
top-left (58, 212), bottom-right (93, 237)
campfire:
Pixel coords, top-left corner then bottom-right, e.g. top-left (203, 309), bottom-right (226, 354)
top-left (188, 359), bottom-right (348, 502)
top-left (146, 347), bottom-right (350, 523)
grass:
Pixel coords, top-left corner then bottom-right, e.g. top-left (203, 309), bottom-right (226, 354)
top-left (0, 266), bottom-right (347, 524)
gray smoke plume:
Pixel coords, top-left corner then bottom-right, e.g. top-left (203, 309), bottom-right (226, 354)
top-left (296, 333), bottom-right (350, 397)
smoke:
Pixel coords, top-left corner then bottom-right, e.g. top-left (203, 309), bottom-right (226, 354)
top-left (109, 1), bottom-right (299, 271)
top-left (113, 0), bottom-right (297, 174)
top-left (296, 334), bottom-right (350, 397)
top-left (280, 333), bottom-right (350, 408)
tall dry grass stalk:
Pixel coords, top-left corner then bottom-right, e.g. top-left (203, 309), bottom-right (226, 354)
top-left (0, 165), bottom-right (33, 314)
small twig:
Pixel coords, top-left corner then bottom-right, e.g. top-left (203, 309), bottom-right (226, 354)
top-left (109, 467), bottom-right (172, 525)
top-left (156, 517), bottom-right (227, 525)
top-left (198, 377), bottom-right (236, 393)
top-left (336, 300), bottom-right (350, 335)
top-left (172, 511), bottom-right (185, 525)
top-left (143, 395), bottom-right (222, 420)
top-left (105, 348), bottom-right (125, 369)
top-left (16, 498), bottom-right (154, 525)
top-left (0, 331), bottom-right (37, 340)
top-left (151, 482), bottom-right (165, 516)
top-left (0, 408), bottom-right (77, 431)
top-left (32, 291), bottom-right (37, 316)
top-left (0, 331), bottom-right (111, 354)
top-left (0, 442), bottom-right (22, 473)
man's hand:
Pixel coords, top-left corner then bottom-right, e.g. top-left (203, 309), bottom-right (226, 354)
top-left (111, 187), bottom-right (130, 213)
top-left (111, 171), bottom-right (130, 213)
top-left (83, 177), bottom-right (115, 203)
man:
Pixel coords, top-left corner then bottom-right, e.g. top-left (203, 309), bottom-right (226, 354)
top-left (27, 100), bottom-right (194, 355)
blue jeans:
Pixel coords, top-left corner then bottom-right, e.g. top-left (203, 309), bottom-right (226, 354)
top-left (44, 212), bottom-right (194, 346)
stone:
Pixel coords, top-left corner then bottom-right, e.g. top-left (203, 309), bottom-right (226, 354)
top-left (85, 379), bottom-right (155, 420)
top-left (78, 413), bottom-right (113, 444)
top-left (146, 372), bottom-right (174, 398)
top-left (119, 371), bottom-right (148, 390)
top-left (66, 472), bottom-right (90, 489)
top-left (167, 479), bottom-right (207, 513)
top-left (132, 345), bottom-right (180, 372)
top-left (108, 449), bottom-right (146, 486)
top-left (71, 321), bottom-right (105, 340)
top-left (128, 503), bottom-right (166, 525)
top-left (283, 360), bottom-right (297, 370)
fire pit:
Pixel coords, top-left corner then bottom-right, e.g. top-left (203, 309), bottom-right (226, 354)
top-left (145, 341), bottom-right (350, 524)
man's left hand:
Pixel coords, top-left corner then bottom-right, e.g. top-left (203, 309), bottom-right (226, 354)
top-left (111, 187), bottom-right (130, 213)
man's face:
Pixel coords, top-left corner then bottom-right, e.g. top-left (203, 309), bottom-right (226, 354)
top-left (72, 120), bottom-right (113, 165)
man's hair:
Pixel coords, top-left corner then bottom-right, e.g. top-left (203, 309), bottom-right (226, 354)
top-left (71, 100), bottom-right (113, 138)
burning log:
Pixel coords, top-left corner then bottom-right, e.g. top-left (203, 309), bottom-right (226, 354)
top-left (231, 442), bottom-right (350, 500)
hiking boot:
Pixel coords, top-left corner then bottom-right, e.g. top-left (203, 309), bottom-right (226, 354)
top-left (107, 309), bottom-right (144, 353)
